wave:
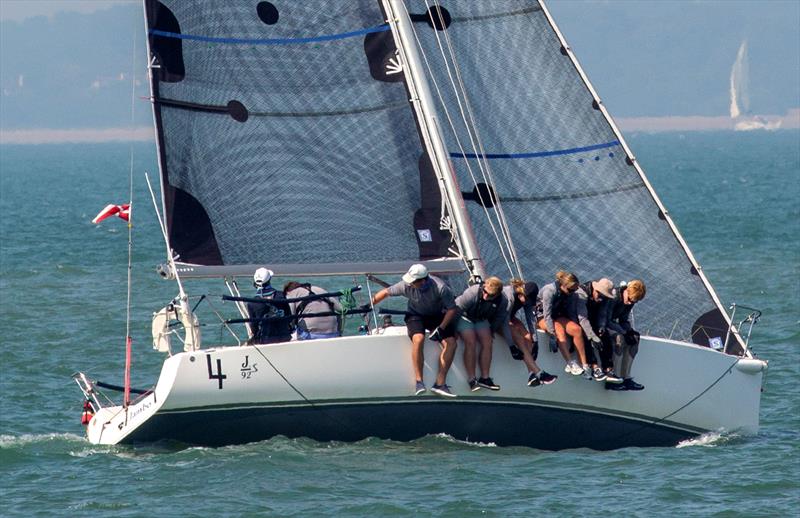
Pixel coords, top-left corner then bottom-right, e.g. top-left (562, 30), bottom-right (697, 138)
top-left (0, 432), bottom-right (85, 448)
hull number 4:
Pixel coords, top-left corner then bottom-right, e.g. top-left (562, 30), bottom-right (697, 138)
top-left (206, 354), bottom-right (227, 389)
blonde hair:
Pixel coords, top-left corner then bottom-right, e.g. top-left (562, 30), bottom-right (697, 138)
top-left (627, 279), bottom-right (646, 302)
top-left (484, 276), bottom-right (503, 295)
top-left (510, 278), bottom-right (525, 296)
top-left (555, 270), bottom-right (579, 290)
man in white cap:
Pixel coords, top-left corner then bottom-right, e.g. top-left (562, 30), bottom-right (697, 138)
top-left (570, 277), bottom-right (623, 383)
top-left (370, 264), bottom-right (459, 398)
top-left (246, 268), bottom-right (291, 344)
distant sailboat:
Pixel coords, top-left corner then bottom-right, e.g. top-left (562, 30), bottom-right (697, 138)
top-left (730, 40), bottom-right (781, 131)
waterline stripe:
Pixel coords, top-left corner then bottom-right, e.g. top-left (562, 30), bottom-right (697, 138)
top-left (451, 140), bottom-right (620, 159)
top-left (149, 24), bottom-right (390, 46)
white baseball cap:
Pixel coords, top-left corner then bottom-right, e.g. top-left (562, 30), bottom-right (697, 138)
top-left (402, 264), bottom-right (429, 284)
top-left (593, 278), bottom-right (615, 299)
top-left (253, 267), bottom-right (274, 287)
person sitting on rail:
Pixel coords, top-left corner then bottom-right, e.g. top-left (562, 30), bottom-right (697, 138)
top-left (246, 268), bottom-right (292, 344)
top-left (604, 279), bottom-right (647, 391)
top-left (455, 276), bottom-right (508, 392)
top-left (370, 264), bottom-right (459, 398)
top-left (283, 281), bottom-right (342, 340)
top-left (502, 279), bottom-right (558, 387)
top-left (536, 270), bottom-right (584, 376)
top-left (571, 278), bottom-right (623, 384)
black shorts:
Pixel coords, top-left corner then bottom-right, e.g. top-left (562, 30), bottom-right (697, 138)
top-left (405, 313), bottom-right (456, 339)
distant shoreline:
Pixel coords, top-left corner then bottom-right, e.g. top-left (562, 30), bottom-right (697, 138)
top-left (1, 110), bottom-right (798, 144)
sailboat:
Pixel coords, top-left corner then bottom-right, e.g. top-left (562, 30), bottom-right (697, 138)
top-left (730, 40), bottom-right (781, 131)
top-left (74, 0), bottom-right (766, 449)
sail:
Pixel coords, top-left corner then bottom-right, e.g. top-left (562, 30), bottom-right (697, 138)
top-left (144, 0), bottom-right (457, 271)
top-left (406, 1), bottom-right (737, 349)
top-left (730, 40), bottom-right (749, 118)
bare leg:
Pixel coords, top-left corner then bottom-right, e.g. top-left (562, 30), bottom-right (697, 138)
top-left (511, 319), bottom-right (540, 374)
top-left (435, 336), bottom-right (458, 386)
top-left (476, 327), bottom-right (494, 378)
top-left (565, 320), bottom-right (588, 366)
top-left (460, 328), bottom-right (478, 381)
top-left (410, 332), bottom-right (425, 382)
top-left (552, 318), bottom-right (573, 363)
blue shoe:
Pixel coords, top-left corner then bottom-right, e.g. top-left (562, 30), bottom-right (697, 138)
top-left (431, 384), bottom-right (456, 398)
top-left (415, 380), bottom-right (426, 396)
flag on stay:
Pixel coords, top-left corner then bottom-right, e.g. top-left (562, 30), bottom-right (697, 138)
top-left (92, 203), bottom-right (130, 224)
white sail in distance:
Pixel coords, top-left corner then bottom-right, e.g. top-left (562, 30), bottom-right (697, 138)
top-left (729, 40), bottom-right (749, 118)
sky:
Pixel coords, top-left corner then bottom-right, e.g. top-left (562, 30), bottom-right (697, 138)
top-left (0, 0), bottom-right (798, 141)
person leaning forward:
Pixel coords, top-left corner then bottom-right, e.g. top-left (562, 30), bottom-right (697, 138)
top-left (603, 279), bottom-right (647, 391)
top-left (455, 276), bottom-right (508, 392)
top-left (370, 264), bottom-right (459, 398)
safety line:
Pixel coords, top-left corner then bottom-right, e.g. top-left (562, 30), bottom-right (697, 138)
top-left (148, 24), bottom-right (389, 46)
top-left (451, 140), bottom-right (620, 159)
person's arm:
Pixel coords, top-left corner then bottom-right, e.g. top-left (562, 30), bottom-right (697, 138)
top-left (594, 299), bottom-right (609, 336)
top-left (371, 288), bottom-right (390, 306)
top-left (541, 286), bottom-right (556, 334)
top-left (439, 306), bottom-right (460, 329)
top-left (523, 304), bottom-right (537, 343)
top-left (618, 304), bottom-right (633, 333)
top-left (575, 293), bottom-right (600, 342)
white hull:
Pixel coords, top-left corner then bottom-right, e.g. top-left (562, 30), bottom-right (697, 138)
top-left (85, 329), bottom-right (765, 449)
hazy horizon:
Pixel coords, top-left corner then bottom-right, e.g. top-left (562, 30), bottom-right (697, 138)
top-left (1, 0), bottom-right (798, 143)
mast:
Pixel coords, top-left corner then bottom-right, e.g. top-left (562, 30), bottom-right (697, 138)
top-left (382, 0), bottom-right (486, 281)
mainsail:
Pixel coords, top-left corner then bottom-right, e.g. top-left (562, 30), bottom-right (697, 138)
top-left (144, 0), bottom-right (459, 273)
top-left (403, 1), bottom-right (738, 350)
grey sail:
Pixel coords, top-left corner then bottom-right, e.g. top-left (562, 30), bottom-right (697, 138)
top-left (405, 0), bottom-right (738, 351)
top-left (144, 0), bottom-right (458, 271)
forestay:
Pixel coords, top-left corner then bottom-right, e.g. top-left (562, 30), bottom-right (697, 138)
top-left (405, 0), bottom-right (738, 350)
top-left (144, 0), bottom-right (458, 271)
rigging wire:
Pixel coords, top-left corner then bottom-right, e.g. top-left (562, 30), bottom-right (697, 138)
top-left (427, 1), bottom-right (524, 280)
top-left (403, 2), bottom-right (518, 278)
top-left (123, 25), bottom-right (138, 407)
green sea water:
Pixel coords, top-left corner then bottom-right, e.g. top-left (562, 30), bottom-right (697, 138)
top-left (0, 131), bottom-right (798, 516)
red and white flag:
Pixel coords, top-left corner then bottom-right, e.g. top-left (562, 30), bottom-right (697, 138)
top-left (92, 203), bottom-right (130, 224)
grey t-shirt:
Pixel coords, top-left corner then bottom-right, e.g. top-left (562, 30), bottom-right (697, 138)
top-left (455, 284), bottom-right (512, 344)
top-left (386, 275), bottom-right (456, 316)
top-left (286, 285), bottom-right (341, 335)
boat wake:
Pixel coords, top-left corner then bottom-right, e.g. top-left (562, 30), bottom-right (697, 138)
top-left (429, 433), bottom-right (497, 448)
top-left (675, 429), bottom-right (740, 448)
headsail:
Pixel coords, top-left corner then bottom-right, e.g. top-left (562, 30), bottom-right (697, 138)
top-left (404, 0), bottom-right (740, 351)
top-left (144, 1), bottom-right (460, 274)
